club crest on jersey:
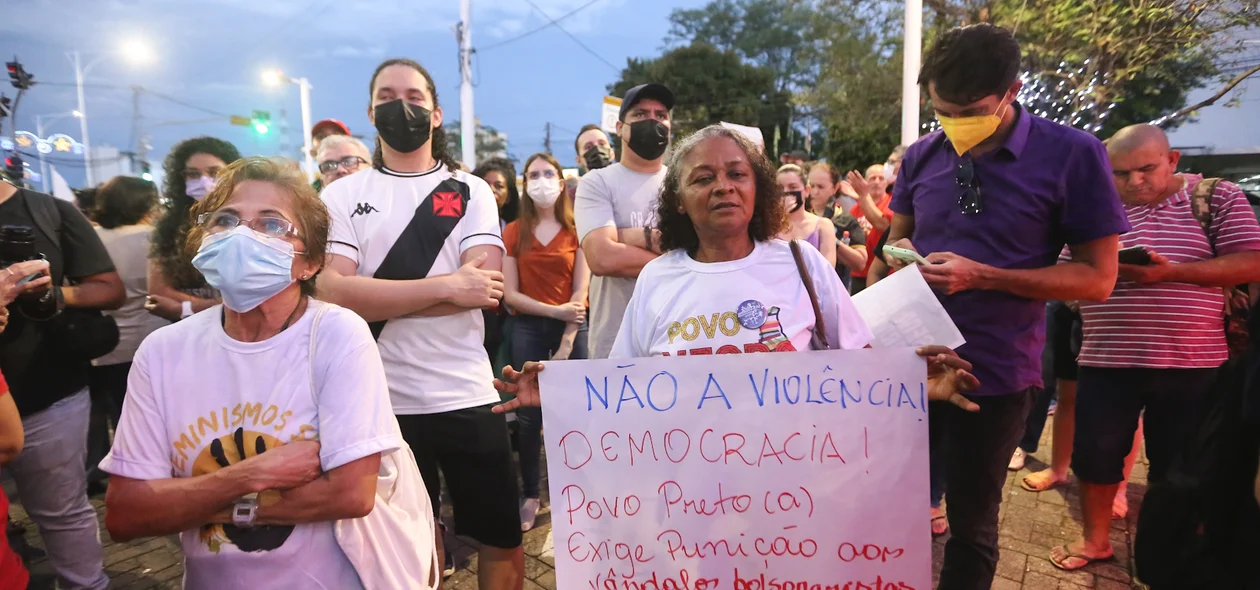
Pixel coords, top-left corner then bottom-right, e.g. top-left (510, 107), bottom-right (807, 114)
top-left (433, 192), bottom-right (463, 217)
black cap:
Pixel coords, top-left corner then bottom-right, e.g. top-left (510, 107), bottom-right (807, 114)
top-left (619, 83), bottom-right (675, 121)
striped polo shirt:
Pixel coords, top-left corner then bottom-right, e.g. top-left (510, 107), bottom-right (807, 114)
top-left (1077, 174), bottom-right (1260, 368)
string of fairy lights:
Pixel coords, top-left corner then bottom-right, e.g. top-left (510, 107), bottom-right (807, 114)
top-left (921, 61), bottom-right (1116, 134)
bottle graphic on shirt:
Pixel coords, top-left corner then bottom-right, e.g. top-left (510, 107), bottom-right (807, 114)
top-left (759, 306), bottom-right (789, 349)
top-left (842, 231), bottom-right (851, 246)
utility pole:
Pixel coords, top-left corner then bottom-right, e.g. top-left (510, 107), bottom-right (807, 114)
top-left (279, 108), bottom-right (291, 159)
top-left (131, 85), bottom-right (144, 169)
top-left (544, 122), bottom-right (552, 155)
top-left (901, 0), bottom-right (923, 146)
top-left (458, 0), bottom-right (476, 168)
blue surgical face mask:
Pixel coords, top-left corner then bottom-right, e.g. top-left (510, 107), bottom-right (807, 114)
top-left (192, 226), bottom-right (298, 312)
top-left (186, 176), bottom-right (216, 201)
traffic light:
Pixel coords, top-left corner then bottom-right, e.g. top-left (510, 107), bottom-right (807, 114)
top-left (139, 161), bottom-right (152, 181)
top-left (251, 110), bottom-right (271, 135)
top-left (3, 153), bottom-right (24, 182)
top-left (0, 95), bottom-right (10, 117)
top-left (5, 59), bottom-right (33, 90)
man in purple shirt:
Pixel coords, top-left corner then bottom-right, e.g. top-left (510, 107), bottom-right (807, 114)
top-left (886, 24), bottom-right (1128, 589)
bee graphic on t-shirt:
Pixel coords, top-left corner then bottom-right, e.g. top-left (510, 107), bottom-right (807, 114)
top-left (193, 427), bottom-right (294, 553)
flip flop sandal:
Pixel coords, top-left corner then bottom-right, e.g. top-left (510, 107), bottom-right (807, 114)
top-left (930, 514), bottom-right (949, 537)
top-left (1049, 545), bottom-right (1114, 571)
top-left (1020, 472), bottom-right (1068, 492)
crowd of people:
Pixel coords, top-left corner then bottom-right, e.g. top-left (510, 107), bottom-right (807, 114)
top-left (0, 21), bottom-right (1256, 590)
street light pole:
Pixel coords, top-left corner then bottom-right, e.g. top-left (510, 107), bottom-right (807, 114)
top-left (34, 111), bottom-right (80, 193)
top-left (901, 0), bottom-right (923, 146)
top-left (262, 70), bottom-right (316, 182)
top-left (297, 77), bottom-right (314, 182)
top-left (459, 0), bottom-right (476, 167)
top-left (72, 51), bottom-right (95, 187)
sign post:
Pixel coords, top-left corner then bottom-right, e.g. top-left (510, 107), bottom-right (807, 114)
top-left (540, 349), bottom-right (931, 590)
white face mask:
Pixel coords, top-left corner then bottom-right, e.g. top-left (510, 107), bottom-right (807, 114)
top-left (526, 177), bottom-right (561, 208)
top-left (883, 163), bottom-right (896, 183)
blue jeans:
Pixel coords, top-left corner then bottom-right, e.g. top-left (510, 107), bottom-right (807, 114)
top-left (510, 315), bottom-right (588, 498)
top-left (8, 390), bottom-right (108, 589)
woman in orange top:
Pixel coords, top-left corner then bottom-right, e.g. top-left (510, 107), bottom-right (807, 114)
top-left (503, 152), bottom-right (591, 532)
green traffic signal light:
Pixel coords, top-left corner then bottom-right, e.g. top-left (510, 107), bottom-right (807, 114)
top-left (254, 122), bottom-right (269, 135)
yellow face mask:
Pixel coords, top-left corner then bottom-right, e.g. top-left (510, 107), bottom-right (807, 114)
top-left (936, 93), bottom-right (1012, 156)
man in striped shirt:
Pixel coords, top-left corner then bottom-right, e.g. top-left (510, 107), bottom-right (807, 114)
top-left (1052, 124), bottom-right (1260, 571)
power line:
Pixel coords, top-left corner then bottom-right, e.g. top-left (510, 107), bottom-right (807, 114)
top-left (478, 0), bottom-right (606, 52)
top-left (138, 89), bottom-right (229, 118)
top-left (521, 0), bottom-right (620, 72)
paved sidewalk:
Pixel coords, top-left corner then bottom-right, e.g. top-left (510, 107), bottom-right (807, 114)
top-left (10, 414), bottom-right (1147, 589)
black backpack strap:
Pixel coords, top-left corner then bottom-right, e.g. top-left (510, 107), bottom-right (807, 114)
top-left (18, 188), bottom-right (63, 256)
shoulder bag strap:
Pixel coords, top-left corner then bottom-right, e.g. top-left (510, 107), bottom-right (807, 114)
top-left (1190, 177), bottom-right (1223, 249)
top-left (789, 240), bottom-right (829, 350)
top-left (307, 301), bottom-right (331, 406)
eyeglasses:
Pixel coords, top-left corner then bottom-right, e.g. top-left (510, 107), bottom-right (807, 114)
top-left (526, 169), bottom-right (559, 181)
top-left (197, 212), bottom-right (300, 239)
top-left (182, 167), bottom-right (222, 182)
top-left (956, 158), bottom-right (982, 215)
top-left (318, 156), bottom-right (368, 174)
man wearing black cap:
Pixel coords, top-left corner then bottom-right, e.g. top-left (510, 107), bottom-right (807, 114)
top-left (575, 83), bottom-right (673, 359)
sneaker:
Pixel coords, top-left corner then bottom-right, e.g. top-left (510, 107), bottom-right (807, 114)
top-left (1008, 448), bottom-right (1027, 471)
top-left (520, 498), bottom-right (541, 532)
top-left (443, 549), bottom-right (455, 578)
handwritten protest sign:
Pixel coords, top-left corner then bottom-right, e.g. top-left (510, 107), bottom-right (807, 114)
top-left (539, 348), bottom-right (931, 590)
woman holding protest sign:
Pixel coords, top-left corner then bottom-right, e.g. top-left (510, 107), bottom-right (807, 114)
top-left (492, 125), bottom-right (982, 412)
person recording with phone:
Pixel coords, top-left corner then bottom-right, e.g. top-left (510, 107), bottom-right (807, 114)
top-left (0, 178), bottom-right (123, 589)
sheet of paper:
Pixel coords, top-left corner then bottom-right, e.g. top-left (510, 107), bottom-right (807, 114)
top-left (540, 349), bottom-right (931, 590)
top-left (851, 265), bottom-right (966, 350)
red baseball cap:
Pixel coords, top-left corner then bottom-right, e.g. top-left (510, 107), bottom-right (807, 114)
top-left (312, 119), bottom-right (350, 137)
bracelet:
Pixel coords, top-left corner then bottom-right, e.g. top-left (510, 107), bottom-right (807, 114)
top-left (180, 300), bottom-right (193, 319)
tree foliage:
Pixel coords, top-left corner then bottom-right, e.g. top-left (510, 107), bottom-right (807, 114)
top-left (445, 120), bottom-right (510, 163)
top-left (607, 43), bottom-right (780, 140)
top-left (926, 0), bottom-right (1260, 132)
top-left (640, 0), bottom-right (1259, 170)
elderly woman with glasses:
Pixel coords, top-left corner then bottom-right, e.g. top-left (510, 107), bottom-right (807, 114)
top-left (493, 125), bottom-right (983, 412)
top-left (101, 157), bottom-right (432, 589)
top-left (316, 135), bottom-right (372, 188)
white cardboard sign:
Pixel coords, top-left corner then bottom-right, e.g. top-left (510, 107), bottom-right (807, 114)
top-left (539, 348), bottom-right (931, 590)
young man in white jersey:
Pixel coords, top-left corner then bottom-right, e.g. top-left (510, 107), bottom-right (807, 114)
top-left (318, 58), bottom-right (523, 589)
top-left (575, 83), bottom-right (674, 359)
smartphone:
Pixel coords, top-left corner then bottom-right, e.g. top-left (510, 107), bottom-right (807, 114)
top-left (14, 272), bottom-right (41, 286)
top-left (883, 245), bottom-right (930, 265)
top-left (1118, 246), bottom-right (1152, 266)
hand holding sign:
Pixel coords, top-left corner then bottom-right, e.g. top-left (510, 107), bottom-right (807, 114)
top-left (493, 362), bottom-right (544, 414)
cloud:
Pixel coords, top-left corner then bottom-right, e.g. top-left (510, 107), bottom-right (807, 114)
top-left (302, 44), bottom-right (389, 60)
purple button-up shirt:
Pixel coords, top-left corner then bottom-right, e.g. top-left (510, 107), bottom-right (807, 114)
top-left (891, 104), bottom-right (1130, 395)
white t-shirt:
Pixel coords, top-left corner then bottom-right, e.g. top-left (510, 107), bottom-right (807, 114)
top-left (574, 163), bottom-right (667, 359)
top-left (610, 240), bottom-right (873, 358)
top-left (92, 224), bottom-right (169, 366)
top-left (322, 165), bottom-right (505, 414)
top-left (99, 300), bottom-right (403, 589)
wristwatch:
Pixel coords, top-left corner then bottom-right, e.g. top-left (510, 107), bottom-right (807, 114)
top-left (232, 493), bottom-right (259, 528)
top-left (180, 300), bottom-right (193, 319)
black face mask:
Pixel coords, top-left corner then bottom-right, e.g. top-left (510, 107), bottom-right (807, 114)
top-left (625, 120), bottom-right (669, 161)
top-left (373, 99), bottom-right (432, 154)
top-left (582, 144), bottom-right (614, 171)
top-left (785, 190), bottom-right (804, 213)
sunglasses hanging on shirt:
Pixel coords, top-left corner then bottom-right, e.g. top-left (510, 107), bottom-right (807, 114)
top-left (956, 158), bottom-right (983, 215)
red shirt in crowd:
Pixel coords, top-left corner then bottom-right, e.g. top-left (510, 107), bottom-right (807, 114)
top-left (0, 371), bottom-right (29, 590)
